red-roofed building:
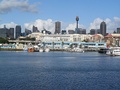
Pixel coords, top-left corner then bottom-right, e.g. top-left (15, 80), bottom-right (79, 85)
top-left (92, 34), bottom-right (104, 42)
top-left (104, 34), bottom-right (120, 47)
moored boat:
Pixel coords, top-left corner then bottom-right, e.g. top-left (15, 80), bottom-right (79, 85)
top-left (98, 48), bottom-right (109, 54)
top-left (23, 44), bottom-right (28, 51)
top-left (44, 48), bottom-right (50, 52)
top-left (106, 47), bottom-right (120, 56)
top-left (28, 47), bottom-right (34, 52)
top-left (69, 47), bottom-right (84, 53)
top-left (39, 48), bottom-right (44, 52)
top-left (33, 45), bottom-right (39, 52)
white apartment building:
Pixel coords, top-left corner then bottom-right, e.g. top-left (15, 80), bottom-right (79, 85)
top-left (28, 32), bottom-right (93, 42)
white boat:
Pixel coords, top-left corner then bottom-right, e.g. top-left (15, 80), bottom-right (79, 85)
top-left (39, 48), bottom-right (44, 52)
top-left (44, 48), bottom-right (50, 52)
top-left (23, 45), bottom-right (28, 51)
top-left (33, 45), bottom-right (39, 52)
top-left (23, 47), bottom-right (28, 51)
top-left (71, 47), bottom-right (84, 53)
top-left (106, 47), bottom-right (120, 56)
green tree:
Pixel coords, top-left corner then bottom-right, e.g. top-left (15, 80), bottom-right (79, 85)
top-left (0, 37), bottom-right (8, 43)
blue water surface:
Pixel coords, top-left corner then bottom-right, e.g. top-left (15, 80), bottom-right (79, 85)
top-left (0, 51), bottom-right (120, 90)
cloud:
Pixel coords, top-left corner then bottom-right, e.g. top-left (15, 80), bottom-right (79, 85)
top-left (1, 17), bottom-right (120, 34)
top-left (89, 18), bottom-right (103, 30)
top-left (88, 17), bottom-right (120, 33)
top-left (24, 19), bottom-right (87, 34)
top-left (0, 22), bottom-right (17, 28)
top-left (24, 19), bottom-right (55, 33)
top-left (0, 0), bottom-right (39, 14)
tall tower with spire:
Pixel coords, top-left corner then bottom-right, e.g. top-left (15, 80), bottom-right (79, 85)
top-left (75, 16), bottom-right (79, 34)
top-left (76, 16), bottom-right (79, 29)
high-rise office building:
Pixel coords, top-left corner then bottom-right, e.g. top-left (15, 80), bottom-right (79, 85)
top-left (75, 28), bottom-right (86, 34)
top-left (41, 28), bottom-right (51, 34)
top-left (90, 29), bottom-right (96, 35)
top-left (32, 26), bottom-right (39, 32)
top-left (100, 21), bottom-right (106, 36)
top-left (81, 29), bottom-right (86, 34)
top-left (68, 30), bottom-right (75, 34)
top-left (61, 30), bottom-right (67, 34)
top-left (97, 29), bottom-right (100, 34)
top-left (0, 28), bottom-right (7, 38)
top-left (8, 28), bottom-right (14, 39)
top-left (25, 29), bottom-right (32, 35)
top-left (54, 21), bottom-right (61, 34)
top-left (117, 28), bottom-right (120, 33)
top-left (15, 25), bottom-right (21, 39)
top-left (90, 29), bottom-right (100, 35)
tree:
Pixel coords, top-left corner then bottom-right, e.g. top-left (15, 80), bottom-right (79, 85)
top-left (0, 37), bottom-right (8, 43)
top-left (82, 39), bottom-right (89, 42)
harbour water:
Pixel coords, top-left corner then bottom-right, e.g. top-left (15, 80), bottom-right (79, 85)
top-left (0, 51), bottom-right (120, 90)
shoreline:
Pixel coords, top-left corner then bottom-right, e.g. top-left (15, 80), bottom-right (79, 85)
top-left (0, 48), bottom-right (23, 51)
top-left (0, 48), bottom-right (99, 52)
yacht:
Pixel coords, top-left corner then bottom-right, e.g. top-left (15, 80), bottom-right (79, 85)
top-left (106, 47), bottom-right (120, 56)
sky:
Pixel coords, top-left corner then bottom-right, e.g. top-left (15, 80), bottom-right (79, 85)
top-left (0, 0), bottom-right (120, 33)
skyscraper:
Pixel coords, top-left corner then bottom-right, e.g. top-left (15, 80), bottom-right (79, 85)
top-left (25, 29), bottom-right (32, 35)
top-left (8, 28), bottom-right (14, 39)
top-left (90, 29), bottom-right (100, 35)
top-left (100, 21), bottom-right (106, 36)
top-left (90, 29), bottom-right (96, 35)
top-left (68, 30), bottom-right (75, 34)
top-left (54, 21), bottom-right (61, 34)
top-left (61, 30), bottom-right (66, 34)
top-left (15, 25), bottom-right (21, 39)
top-left (117, 28), bottom-right (120, 33)
top-left (0, 28), bottom-right (7, 38)
top-left (32, 26), bottom-right (39, 32)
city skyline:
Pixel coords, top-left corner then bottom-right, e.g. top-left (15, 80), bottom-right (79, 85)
top-left (0, 0), bottom-right (120, 33)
